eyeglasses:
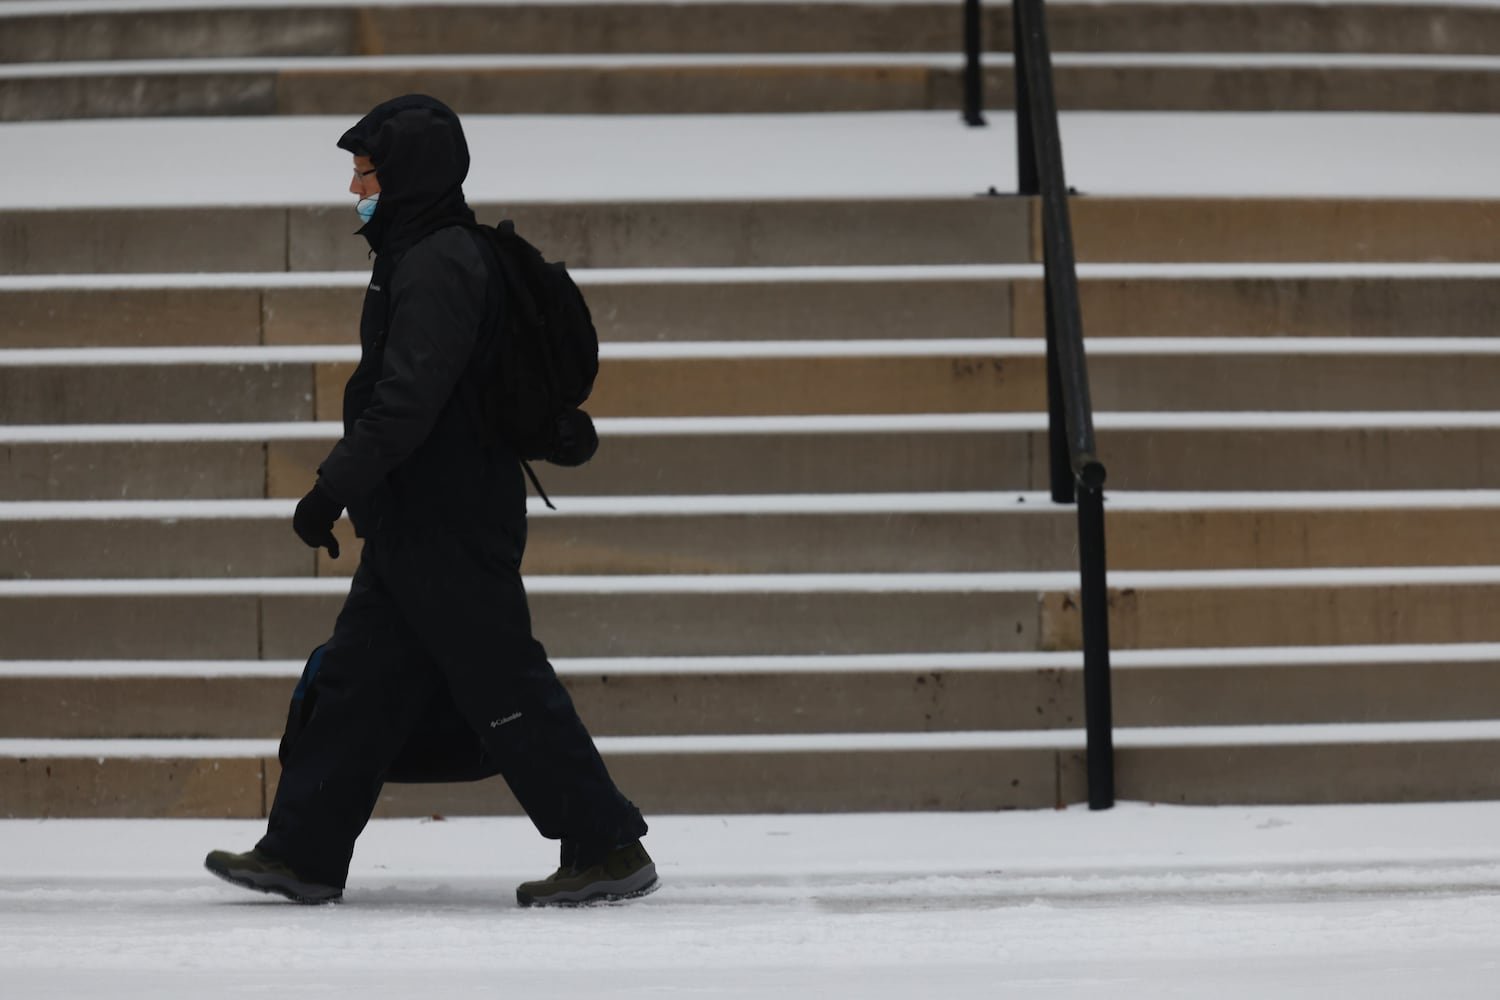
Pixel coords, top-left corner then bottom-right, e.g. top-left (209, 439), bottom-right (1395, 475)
top-left (353, 167), bottom-right (377, 180)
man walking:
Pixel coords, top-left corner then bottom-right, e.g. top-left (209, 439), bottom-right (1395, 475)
top-left (205, 94), bottom-right (654, 907)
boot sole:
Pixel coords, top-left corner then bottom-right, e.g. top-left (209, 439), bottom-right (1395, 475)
top-left (204, 861), bottom-right (343, 905)
top-left (516, 864), bottom-right (660, 907)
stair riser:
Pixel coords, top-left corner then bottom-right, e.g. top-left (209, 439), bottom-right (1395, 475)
top-left (9, 64), bottom-right (1500, 122)
top-left (0, 670), bottom-right (1067, 738)
top-left (0, 279), bottom-right (1015, 347)
top-left (1063, 199), bottom-right (1500, 264)
top-left (1089, 742), bottom-right (1500, 806)
top-left (9, 352), bottom-right (1500, 423)
top-left (1044, 584), bottom-right (1500, 650)
top-left (247, 422), bottom-right (1500, 498)
top-left (6, 660), bottom-right (1499, 739)
top-left (7, 507), bottom-right (1500, 579)
top-left (8, 199), bottom-right (1499, 275)
top-left (6, 739), bottom-right (1496, 817)
top-left (7, 4), bottom-right (1498, 61)
top-left (0, 200), bottom-right (1032, 274)
top-left (11, 426), bottom-right (1500, 501)
top-left (1, 756), bottom-right (268, 819)
top-left (0, 590), bottom-right (1045, 659)
top-left (1, 747), bottom-right (1062, 817)
top-left (1013, 276), bottom-right (1500, 340)
top-left (2, 582), bottom-right (1499, 659)
top-left (7, 276), bottom-right (1496, 349)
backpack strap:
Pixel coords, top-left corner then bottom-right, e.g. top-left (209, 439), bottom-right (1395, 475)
top-left (519, 459), bottom-right (557, 512)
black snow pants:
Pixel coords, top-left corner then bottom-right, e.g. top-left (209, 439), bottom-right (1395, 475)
top-left (257, 522), bottom-right (646, 888)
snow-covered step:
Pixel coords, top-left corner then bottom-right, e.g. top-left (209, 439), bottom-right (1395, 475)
top-left (11, 51), bottom-right (1500, 122)
top-left (11, 412), bottom-right (1500, 500)
top-left (6, 1), bottom-right (1496, 62)
top-left (7, 491), bottom-right (1500, 579)
top-left (9, 718), bottom-right (1500, 816)
top-left (15, 339), bottom-right (1500, 423)
top-left (5, 643), bottom-right (1500, 740)
top-left (7, 566), bottom-right (1500, 659)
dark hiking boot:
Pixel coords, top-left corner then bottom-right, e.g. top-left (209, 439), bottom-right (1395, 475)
top-left (204, 848), bottom-right (343, 905)
top-left (516, 840), bottom-right (658, 907)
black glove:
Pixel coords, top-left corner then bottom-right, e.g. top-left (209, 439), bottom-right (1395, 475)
top-left (293, 482), bottom-right (343, 559)
top-left (547, 409), bottom-right (598, 467)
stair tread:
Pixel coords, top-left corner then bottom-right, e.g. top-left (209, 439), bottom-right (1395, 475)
top-left (11, 718), bottom-right (1500, 759)
top-left (5, 643), bottom-right (1500, 677)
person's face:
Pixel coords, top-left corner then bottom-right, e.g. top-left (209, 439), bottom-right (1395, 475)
top-left (350, 155), bottom-right (381, 197)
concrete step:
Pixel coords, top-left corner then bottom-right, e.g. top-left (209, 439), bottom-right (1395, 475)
top-left (11, 340), bottom-right (1500, 423)
top-left (12, 264), bottom-right (1500, 349)
top-left (9, 264), bottom-right (1500, 348)
top-left (7, 3), bottom-right (1498, 62)
top-left (0, 573), bottom-right (1055, 660)
top-left (9, 54), bottom-right (1500, 121)
top-left (1009, 264), bottom-right (1500, 340)
top-left (8, 720), bottom-right (1500, 815)
top-left (11, 414), bottom-right (1500, 500)
top-left (1065, 198), bottom-right (1500, 265)
top-left (0, 268), bottom-right (1019, 347)
top-left (6, 492), bottom-right (1500, 579)
top-left (7, 566), bottom-right (1500, 659)
top-left (6, 198), bottom-right (1498, 275)
top-left (4, 643), bottom-right (1498, 739)
top-left (0, 198), bottom-right (1033, 274)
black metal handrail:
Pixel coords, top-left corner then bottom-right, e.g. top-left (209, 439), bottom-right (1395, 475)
top-left (964, 0), bottom-right (1116, 810)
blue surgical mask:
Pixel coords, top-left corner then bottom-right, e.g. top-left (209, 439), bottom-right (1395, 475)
top-left (356, 193), bottom-right (379, 223)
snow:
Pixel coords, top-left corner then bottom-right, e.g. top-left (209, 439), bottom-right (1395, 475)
top-left (14, 564), bottom-right (1500, 598)
top-left (6, 640), bottom-right (1500, 678)
top-left (15, 337), bottom-right (1500, 366)
top-left (5, 731), bottom-right (1092, 756)
top-left (5, 805), bottom-right (1500, 998)
top-left (0, 498), bottom-right (302, 519)
top-left (0, 345), bottom-right (362, 365)
top-left (0, 420), bottom-right (339, 443)
top-left (14, 410), bottom-right (1500, 445)
top-left (0, 658), bottom-right (304, 677)
top-left (0, 270), bottom-right (375, 290)
top-left (15, 718), bottom-right (1500, 758)
top-left (10, 261), bottom-right (1500, 292)
top-left (8, 111), bottom-right (1500, 208)
top-left (10, 488), bottom-right (1500, 521)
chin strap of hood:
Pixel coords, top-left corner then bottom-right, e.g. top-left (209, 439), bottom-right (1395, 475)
top-left (338, 94), bottom-right (476, 255)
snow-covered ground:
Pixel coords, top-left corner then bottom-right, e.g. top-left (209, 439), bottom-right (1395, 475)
top-left (5, 111), bottom-right (1500, 208)
top-left (5, 804), bottom-right (1500, 997)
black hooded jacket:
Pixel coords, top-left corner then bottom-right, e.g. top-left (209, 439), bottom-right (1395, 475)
top-left (317, 95), bottom-right (523, 538)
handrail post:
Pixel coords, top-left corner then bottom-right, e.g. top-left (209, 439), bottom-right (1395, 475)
top-left (1077, 483), bottom-right (1115, 810)
top-left (963, 0), bottom-right (986, 125)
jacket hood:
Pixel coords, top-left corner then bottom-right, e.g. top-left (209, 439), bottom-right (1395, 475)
top-left (338, 94), bottom-right (475, 254)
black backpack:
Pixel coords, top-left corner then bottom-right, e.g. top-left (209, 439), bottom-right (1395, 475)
top-left (469, 220), bottom-right (600, 508)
